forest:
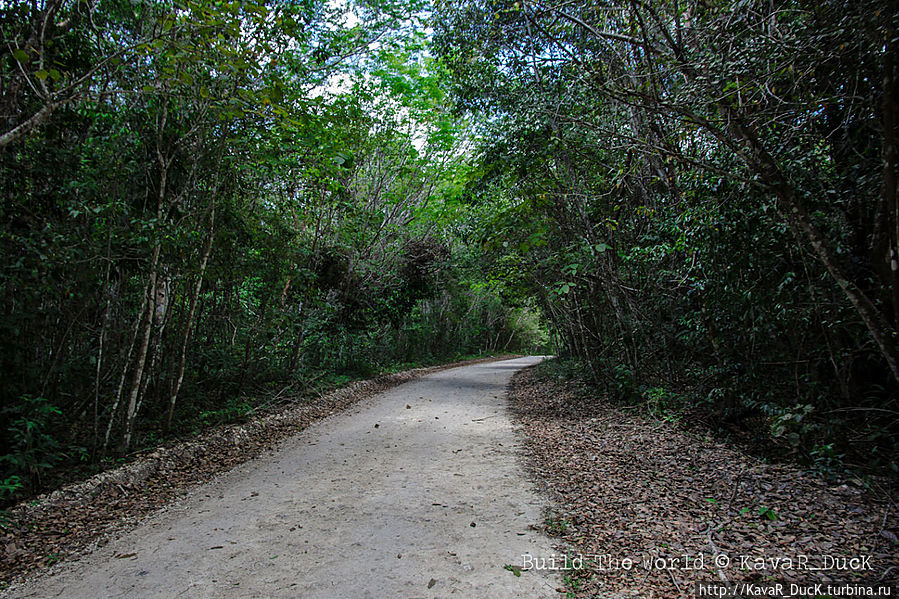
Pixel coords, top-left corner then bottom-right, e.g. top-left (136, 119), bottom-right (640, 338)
top-left (1, 0), bottom-right (897, 510)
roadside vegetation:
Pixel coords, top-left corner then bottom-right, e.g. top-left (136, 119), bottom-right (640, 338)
top-left (2, 0), bottom-right (897, 513)
top-left (433, 0), bottom-right (899, 478)
top-left (0, 0), bottom-right (547, 507)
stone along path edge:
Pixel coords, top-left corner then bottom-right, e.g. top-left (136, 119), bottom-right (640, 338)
top-left (5, 356), bottom-right (560, 599)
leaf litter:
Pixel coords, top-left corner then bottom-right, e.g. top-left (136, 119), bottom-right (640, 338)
top-left (508, 367), bottom-right (899, 598)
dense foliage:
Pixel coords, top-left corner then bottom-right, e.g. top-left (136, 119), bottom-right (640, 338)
top-left (2, 0), bottom-right (896, 504)
top-left (0, 0), bottom-right (544, 504)
top-left (433, 0), bottom-right (899, 474)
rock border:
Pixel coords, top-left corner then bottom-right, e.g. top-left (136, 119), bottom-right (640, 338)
top-left (1, 356), bottom-right (516, 587)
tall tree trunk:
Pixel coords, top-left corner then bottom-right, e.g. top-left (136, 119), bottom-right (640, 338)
top-left (287, 299), bottom-right (306, 375)
top-left (166, 198), bottom-right (215, 430)
top-left (122, 246), bottom-right (160, 450)
top-left (726, 114), bottom-right (899, 384)
top-left (134, 278), bottom-right (170, 438)
top-left (243, 289), bottom-right (271, 384)
top-left (102, 277), bottom-right (148, 455)
top-left (879, 36), bottom-right (899, 328)
top-left (93, 251), bottom-right (112, 455)
top-left (123, 104), bottom-right (169, 450)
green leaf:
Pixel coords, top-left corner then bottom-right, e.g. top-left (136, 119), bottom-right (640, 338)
top-left (503, 564), bottom-right (521, 577)
top-left (759, 507), bottom-right (777, 521)
top-left (12, 49), bottom-right (29, 63)
top-left (35, 70), bottom-right (49, 81)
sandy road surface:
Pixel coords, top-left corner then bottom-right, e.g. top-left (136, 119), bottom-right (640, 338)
top-left (8, 357), bottom-right (559, 598)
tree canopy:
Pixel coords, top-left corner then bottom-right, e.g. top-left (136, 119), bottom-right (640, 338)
top-left (431, 0), bottom-right (898, 472)
top-left (1, 0), bottom-right (896, 503)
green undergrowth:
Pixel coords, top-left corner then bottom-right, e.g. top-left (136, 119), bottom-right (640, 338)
top-left (0, 352), bottom-right (514, 516)
top-left (529, 358), bottom-right (896, 484)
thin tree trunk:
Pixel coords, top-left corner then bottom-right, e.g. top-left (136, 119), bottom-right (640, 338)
top-left (122, 246), bottom-right (160, 450)
top-left (93, 257), bottom-right (112, 455)
top-left (102, 278), bottom-right (148, 455)
top-left (123, 104), bottom-right (169, 450)
top-left (134, 280), bottom-right (170, 439)
top-left (287, 299), bottom-right (306, 374)
top-left (288, 329), bottom-right (305, 374)
top-left (279, 276), bottom-right (291, 308)
top-left (166, 198), bottom-right (215, 430)
top-left (879, 39), bottom-right (899, 327)
top-left (0, 101), bottom-right (59, 148)
top-left (726, 115), bottom-right (899, 384)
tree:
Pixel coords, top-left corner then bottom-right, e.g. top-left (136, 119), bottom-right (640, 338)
top-left (434, 0), bottom-right (898, 468)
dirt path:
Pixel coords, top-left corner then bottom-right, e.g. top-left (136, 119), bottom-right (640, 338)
top-left (6, 357), bottom-right (559, 599)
